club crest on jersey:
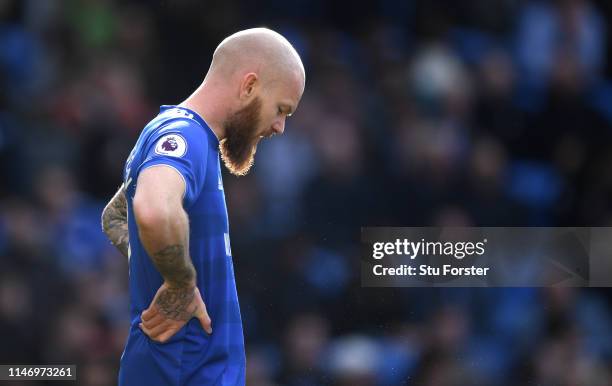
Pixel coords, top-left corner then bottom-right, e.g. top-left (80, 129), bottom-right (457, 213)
top-left (154, 134), bottom-right (187, 157)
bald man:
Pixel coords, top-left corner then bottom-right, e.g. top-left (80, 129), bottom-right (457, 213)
top-left (101, 28), bottom-right (305, 386)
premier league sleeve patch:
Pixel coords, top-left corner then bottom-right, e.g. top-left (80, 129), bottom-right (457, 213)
top-left (154, 134), bottom-right (188, 157)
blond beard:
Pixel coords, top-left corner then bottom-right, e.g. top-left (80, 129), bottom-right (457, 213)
top-left (219, 138), bottom-right (258, 176)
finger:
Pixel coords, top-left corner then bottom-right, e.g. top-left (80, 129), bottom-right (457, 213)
top-left (194, 296), bottom-right (212, 334)
top-left (194, 288), bottom-right (213, 334)
top-left (141, 322), bottom-right (174, 343)
top-left (140, 320), bottom-right (167, 339)
top-left (145, 320), bottom-right (175, 338)
top-left (141, 306), bottom-right (158, 322)
top-left (139, 323), bottom-right (152, 338)
top-left (197, 310), bottom-right (212, 335)
top-left (156, 327), bottom-right (180, 343)
top-left (142, 312), bottom-right (166, 329)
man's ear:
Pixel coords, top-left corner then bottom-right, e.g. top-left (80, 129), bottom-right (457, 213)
top-left (239, 72), bottom-right (258, 100)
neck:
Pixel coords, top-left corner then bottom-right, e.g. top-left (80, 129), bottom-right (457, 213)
top-left (179, 80), bottom-right (227, 140)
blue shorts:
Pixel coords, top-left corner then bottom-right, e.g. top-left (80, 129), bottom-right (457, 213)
top-left (118, 321), bottom-right (246, 386)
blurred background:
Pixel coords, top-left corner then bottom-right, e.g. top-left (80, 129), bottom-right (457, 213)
top-left (1, 0), bottom-right (612, 385)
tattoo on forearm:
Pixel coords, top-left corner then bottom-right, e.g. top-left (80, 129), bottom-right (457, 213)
top-left (102, 186), bottom-right (130, 257)
top-left (155, 286), bottom-right (196, 321)
top-left (150, 244), bottom-right (196, 288)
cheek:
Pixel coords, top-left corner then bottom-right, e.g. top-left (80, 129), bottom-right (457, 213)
top-left (257, 112), bottom-right (275, 133)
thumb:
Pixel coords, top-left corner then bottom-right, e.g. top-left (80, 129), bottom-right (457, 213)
top-left (194, 288), bottom-right (212, 334)
top-left (197, 310), bottom-right (212, 335)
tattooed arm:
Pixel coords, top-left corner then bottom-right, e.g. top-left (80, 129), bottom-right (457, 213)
top-left (133, 166), bottom-right (195, 288)
top-left (133, 165), bottom-right (211, 342)
top-left (101, 184), bottom-right (129, 258)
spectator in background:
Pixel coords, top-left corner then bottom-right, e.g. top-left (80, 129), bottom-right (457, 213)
top-left (516, 0), bottom-right (606, 107)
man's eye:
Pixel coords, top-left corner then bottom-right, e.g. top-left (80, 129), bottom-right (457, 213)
top-left (278, 107), bottom-right (283, 115)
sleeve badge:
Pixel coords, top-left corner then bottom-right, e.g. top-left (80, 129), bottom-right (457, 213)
top-left (154, 134), bottom-right (188, 157)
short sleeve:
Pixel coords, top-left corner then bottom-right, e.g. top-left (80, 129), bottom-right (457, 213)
top-left (136, 119), bottom-right (208, 208)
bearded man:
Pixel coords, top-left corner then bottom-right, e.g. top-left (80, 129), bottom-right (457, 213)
top-left (101, 28), bottom-right (305, 386)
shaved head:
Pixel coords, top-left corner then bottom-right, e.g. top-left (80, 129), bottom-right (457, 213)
top-left (182, 28), bottom-right (305, 176)
top-left (208, 27), bottom-right (305, 87)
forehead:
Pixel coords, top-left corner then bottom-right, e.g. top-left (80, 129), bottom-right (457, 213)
top-left (268, 71), bottom-right (304, 105)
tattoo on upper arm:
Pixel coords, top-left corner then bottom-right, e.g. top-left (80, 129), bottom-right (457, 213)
top-left (102, 185), bottom-right (130, 258)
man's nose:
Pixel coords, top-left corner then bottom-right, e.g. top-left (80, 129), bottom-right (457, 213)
top-left (272, 118), bottom-right (285, 135)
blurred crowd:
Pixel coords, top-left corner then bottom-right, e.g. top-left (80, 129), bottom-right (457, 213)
top-left (1, 0), bottom-right (612, 385)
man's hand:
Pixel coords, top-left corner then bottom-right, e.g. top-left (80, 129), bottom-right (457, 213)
top-left (139, 282), bottom-right (212, 343)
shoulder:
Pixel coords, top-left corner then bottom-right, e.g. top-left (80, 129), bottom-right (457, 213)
top-left (149, 117), bottom-right (209, 155)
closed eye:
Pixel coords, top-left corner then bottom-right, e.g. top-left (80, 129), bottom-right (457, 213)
top-left (278, 104), bottom-right (294, 117)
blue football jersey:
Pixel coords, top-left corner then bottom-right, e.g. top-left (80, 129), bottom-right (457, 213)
top-left (118, 106), bottom-right (246, 386)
